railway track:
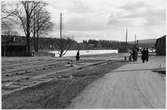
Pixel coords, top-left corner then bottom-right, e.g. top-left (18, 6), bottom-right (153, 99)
top-left (2, 59), bottom-right (114, 96)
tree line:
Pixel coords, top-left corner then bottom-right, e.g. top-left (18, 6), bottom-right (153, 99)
top-left (2, 35), bottom-right (137, 50)
top-left (79, 40), bottom-right (133, 50)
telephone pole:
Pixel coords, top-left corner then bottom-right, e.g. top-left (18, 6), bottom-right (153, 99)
top-left (134, 34), bottom-right (136, 44)
top-left (125, 28), bottom-right (128, 50)
top-left (59, 12), bottom-right (63, 57)
top-left (60, 13), bottom-right (63, 39)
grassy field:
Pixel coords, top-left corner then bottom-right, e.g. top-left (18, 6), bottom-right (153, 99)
top-left (2, 54), bottom-right (127, 109)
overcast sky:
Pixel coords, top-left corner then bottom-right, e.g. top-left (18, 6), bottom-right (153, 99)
top-left (3, 0), bottom-right (166, 42)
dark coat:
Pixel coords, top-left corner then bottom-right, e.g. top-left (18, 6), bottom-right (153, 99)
top-left (141, 50), bottom-right (146, 60)
top-left (145, 49), bottom-right (149, 61)
top-left (76, 50), bottom-right (80, 61)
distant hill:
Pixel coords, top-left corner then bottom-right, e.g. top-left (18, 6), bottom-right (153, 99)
top-left (128, 39), bottom-right (156, 48)
top-left (137, 39), bottom-right (156, 44)
top-left (128, 39), bottom-right (156, 44)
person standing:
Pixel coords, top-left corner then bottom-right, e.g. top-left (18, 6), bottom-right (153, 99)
top-left (132, 48), bottom-right (138, 62)
top-left (146, 48), bottom-right (149, 62)
top-left (132, 49), bottom-right (135, 62)
top-left (128, 50), bottom-right (132, 62)
top-left (76, 49), bottom-right (80, 61)
top-left (141, 48), bottom-right (145, 63)
top-left (134, 48), bottom-right (138, 61)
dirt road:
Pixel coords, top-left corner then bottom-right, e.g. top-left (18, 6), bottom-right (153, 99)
top-left (69, 56), bottom-right (165, 108)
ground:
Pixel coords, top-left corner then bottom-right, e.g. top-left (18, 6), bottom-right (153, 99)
top-left (2, 54), bottom-right (165, 108)
top-left (2, 53), bottom-right (127, 109)
top-left (68, 56), bottom-right (165, 108)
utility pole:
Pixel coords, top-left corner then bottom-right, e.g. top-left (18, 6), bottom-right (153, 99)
top-left (60, 13), bottom-right (63, 39)
top-left (134, 34), bottom-right (136, 44)
top-left (125, 28), bottom-right (128, 50)
top-left (59, 12), bottom-right (63, 57)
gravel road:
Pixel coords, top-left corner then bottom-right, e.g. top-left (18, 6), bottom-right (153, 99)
top-left (69, 56), bottom-right (165, 108)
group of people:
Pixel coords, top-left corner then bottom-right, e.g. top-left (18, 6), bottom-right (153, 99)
top-left (129, 47), bottom-right (149, 63)
top-left (141, 48), bottom-right (149, 63)
top-left (76, 47), bottom-right (149, 63)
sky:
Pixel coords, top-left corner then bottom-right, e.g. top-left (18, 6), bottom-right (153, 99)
top-left (2, 0), bottom-right (166, 42)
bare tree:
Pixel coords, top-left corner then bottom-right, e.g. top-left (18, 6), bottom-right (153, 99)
top-left (56, 37), bottom-right (74, 57)
top-left (1, 1), bottom-right (16, 31)
top-left (1, 2), bottom-right (14, 20)
top-left (32, 3), bottom-right (53, 52)
top-left (2, 1), bottom-right (54, 54)
top-left (11, 1), bottom-right (41, 55)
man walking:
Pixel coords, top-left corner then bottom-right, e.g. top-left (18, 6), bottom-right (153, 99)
top-left (76, 49), bottom-right (80, 61)
top-left (146, 48), bottom-right (149, 62)
top-left (141, 48), bottom-right (146, 63)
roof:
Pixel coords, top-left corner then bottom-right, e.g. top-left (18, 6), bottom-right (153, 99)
top-left (157, 35), bottom-right (166, 40)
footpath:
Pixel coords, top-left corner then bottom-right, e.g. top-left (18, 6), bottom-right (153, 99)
top-left (68, 56), bottom-right (165, 108)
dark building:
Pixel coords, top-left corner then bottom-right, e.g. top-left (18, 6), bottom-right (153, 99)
top-left (2, 44), bottom-right (27, 57)
top-left (155, 35), bottom-right (166, 56)
top-left (2, 35), bottom-right (27, 57)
